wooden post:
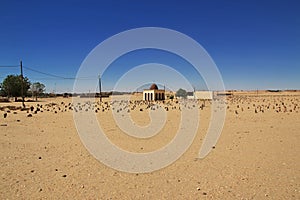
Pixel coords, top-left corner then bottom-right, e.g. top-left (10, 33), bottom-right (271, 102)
top-left (20, 61), bottom-right (25, 108)
top-left (98, 75), bottom-right (102, 103)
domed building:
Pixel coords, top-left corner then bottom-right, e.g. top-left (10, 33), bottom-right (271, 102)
top-left (143, 83), bottom-right (165, 101)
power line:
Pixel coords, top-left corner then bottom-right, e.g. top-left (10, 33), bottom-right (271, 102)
top-left (23, 66), bottom-right (71, 79)
top-left (1, 64), bottom-right (98, 80)
top-left (23, 66), bottom-right (98, 80)
top-left (0, 65), bottom-right (19, 68)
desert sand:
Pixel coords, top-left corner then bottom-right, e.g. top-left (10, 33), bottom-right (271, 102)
top-left (0, 91), bottom-right (299, 199)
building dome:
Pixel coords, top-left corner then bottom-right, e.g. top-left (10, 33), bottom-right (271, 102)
top-left (149, 83), bottom-right (158, 90)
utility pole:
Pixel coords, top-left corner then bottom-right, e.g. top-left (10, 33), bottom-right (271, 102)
top-left (20, 60), bottom-right (25, 108)
top-left (98, 75), bottom-right (102, 103)
top-left (164, 85), bottom-right (166, 100)
top-left (193, 85), bottom-right (195, 100)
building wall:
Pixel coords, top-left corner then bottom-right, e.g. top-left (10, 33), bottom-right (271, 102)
top-left (143, 89), bottom-right (165, 101)
top-left (194, 91), bottom-right (213, 100)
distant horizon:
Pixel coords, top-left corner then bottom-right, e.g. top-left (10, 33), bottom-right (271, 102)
top-left (2, 87), bottom-right (298, 95)
top-left (0, 67), bottom-right (299, 93)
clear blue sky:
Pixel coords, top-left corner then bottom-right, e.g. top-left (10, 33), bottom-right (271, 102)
top-left (0, 0), bottom-right (299, 92)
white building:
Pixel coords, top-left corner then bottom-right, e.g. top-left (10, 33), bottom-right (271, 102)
top-left (143, 84), bottom-right (165, 101)
top-left (193, 91), bottom-right (213, 100)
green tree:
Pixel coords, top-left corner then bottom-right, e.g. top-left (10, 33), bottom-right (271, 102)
top-left (31, 82), bottom-right (45, 101)
top-left (1, 75), bottom-right (31, 101)
top-left (176, 88), bottom-right (187, 98)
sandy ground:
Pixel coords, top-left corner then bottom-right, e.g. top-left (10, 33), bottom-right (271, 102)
top-left (0, 91), bottom-right (299, 199)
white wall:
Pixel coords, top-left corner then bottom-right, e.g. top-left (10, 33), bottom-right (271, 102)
top-left (143, 90), bottom-right (165, 101)
top-left (194, 91), bottom-right (213, 100)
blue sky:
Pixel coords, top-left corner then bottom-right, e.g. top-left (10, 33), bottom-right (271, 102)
top-left (0, 0), bottom-right (299, 92)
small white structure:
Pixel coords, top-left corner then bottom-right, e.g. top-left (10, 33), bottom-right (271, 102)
top-left (143, 84), bottom-right (165, 101)
top-left (187, 95), bottom-right (194, 100)
top-left (194, 91), bottom-right (213, 100)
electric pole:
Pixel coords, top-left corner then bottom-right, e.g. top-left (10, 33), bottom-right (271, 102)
top-left (164, 85), bottom-right (166, 100)
top-left (98, 75), bottom-right (102, 103)
top-left (20, 60), bottom-right (25, 108)
top-left (193, 85), bottom-right (195, 100)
